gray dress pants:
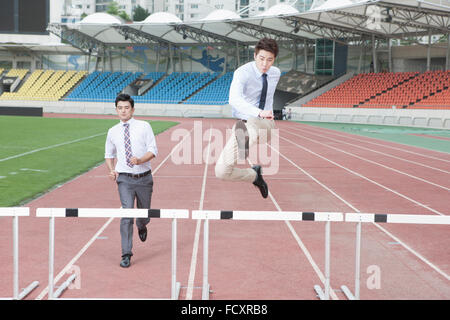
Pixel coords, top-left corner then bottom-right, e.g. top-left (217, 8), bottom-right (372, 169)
top-left (116, 172), bottom-right (153, 257)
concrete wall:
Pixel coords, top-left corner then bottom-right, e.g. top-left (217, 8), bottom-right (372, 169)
top-left (0, 99), bottom-right (233, 118)
top-left (1, 99), bottom-right (449, 130)
top-left (290, 106), bottom-right (450, 129)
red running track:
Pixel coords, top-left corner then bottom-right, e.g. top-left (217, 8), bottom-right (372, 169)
top-left (0, 116), bottom-right (449, 300)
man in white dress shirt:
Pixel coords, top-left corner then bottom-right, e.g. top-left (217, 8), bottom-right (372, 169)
top-left (105, 94), bottom-right (158, 268)
top-left (215, 38), bottom-right (281, 198)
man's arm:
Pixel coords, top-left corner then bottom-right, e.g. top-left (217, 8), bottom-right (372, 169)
top-left (229, 70), bottom-right (261, 119)
top-left (130, 152), bottom-right (155, 166)
top-left (229, 69), bottom-right (274, 120)
top-left (105, 158), bottom-right (118, 181)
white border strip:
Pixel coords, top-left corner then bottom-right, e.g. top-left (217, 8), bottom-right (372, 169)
top-left (0, 207), bottom-right (29, 217)
top-left (192, 210), bottom-right (344, 222)
top-left (35, 208), bottom-right (189, 219)
top-left (160, 209), bottom-right (189, 219)
top-left (345, 213), bottom-right (450, 225)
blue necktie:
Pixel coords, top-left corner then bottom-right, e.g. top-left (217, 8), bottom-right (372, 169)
top-left (259, 73), bottom-right (268, 110)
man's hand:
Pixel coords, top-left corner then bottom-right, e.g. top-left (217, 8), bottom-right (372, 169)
top-left (109, 170), bottom-right (119, 181)
top-left (105, 158), bottom-right (118, 181)
top-left (259, 110), bottom-right (274, 120)
top-left (130, 156), bottom-right (140, 165)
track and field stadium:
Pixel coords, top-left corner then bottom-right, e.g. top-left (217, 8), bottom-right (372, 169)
top-left (0, 0), bottom-right (449, 307)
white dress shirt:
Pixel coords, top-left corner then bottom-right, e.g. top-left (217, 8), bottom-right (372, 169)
top-left (105, 118), bottom-right (158, 174)
top-left (228, 61), bottom-right (281, 120)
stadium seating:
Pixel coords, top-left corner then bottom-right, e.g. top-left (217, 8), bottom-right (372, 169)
top-left (2, 68), bottom-right (446, 109)
top-left (5, 68), bottom-right (29, 80)
top-left (135, 72), bottom-right (222, 104)
top-left (184, 72), bottom-right (233, 105)
top-left (303, 70), bottom-right (450, 109)
top-left (0, 69), bottom-right (87, 101)
top-left (65, 71), bottom-right (143, 102)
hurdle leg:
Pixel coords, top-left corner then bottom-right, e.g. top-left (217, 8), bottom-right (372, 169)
top-left (341, 221), bottom-right (361, 300)
top-left (13, 216), bottom-right (19, 299)
top-left (171, 218), bottom-right (181, 300)
top-left (48, 216), bottom-right (55, 300)
top-left (202, 219), bottom-right (210, 300)
top-left (12, 215), bottom-right (39, 300)
top-left (314, 220), bottom-right (331, 300)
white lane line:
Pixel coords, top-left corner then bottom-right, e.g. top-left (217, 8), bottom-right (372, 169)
top-left (277, 133), bottom-right (445, 216)
top-left (0, 133), bottom-right (106, 162)
top-left (283, 129), bottom-right (450, 191)
top-left (371, 223), bottom-right (450, 281)
top-left (35, 217), bottom-right (114, 300)
top-left (34, 126), bottom-right (194, 300)
top-left (295, 124), bottom-right (450, 163)
top-left (288, 126), bottom-right (450, 174)
top-left (265, 177), bottom-right (340, 300)
top-left (270, 134), bottom-right (450, 282)
top-left (185, 126), bottom-right (213, 300)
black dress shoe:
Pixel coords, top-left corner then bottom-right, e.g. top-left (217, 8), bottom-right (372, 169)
top-left (138, 226), bottom-right (147, 242)
top-left (252, 165), bottom-right (268, 198)
top-left (120, 255), bottom-right (131, 268)
top-left (235, 120), bottom-right (249, 159)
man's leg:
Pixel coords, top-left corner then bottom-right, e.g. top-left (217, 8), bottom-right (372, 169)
top-left (135, 174), bottom-right (153, 234)
top-left (215, 122), bottom-right (257, 182)
top-left (117, 174), bottom-right (136, 258)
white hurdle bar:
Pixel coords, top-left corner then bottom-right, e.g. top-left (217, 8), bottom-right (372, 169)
top-left (341, 213), bottom-right (450, 300)
top-left (36, 208), bottom-right (189, 300)
top-left (192, 210), bottom-right (344, 300)
top-left (0, 207), bottom-right (39, 300)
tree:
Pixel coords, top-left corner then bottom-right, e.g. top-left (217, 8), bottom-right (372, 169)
top-left (106, 1), bottom-right (120, 16)
top-left (133, 5), bottom-right (150, 22)
top-left (107, 1), bottom-right (131, 22)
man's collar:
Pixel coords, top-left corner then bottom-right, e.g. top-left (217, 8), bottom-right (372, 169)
top-left (120, 117), bottom-right (135, 125)
top-left (251, 61), bottom-right (268, 77)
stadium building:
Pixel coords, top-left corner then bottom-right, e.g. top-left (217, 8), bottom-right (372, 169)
top-left (0, 0), bottom-right (449, 126)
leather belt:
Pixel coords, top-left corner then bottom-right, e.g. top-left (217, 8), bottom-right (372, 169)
top-left (121, 170), bottom-right (151, 179)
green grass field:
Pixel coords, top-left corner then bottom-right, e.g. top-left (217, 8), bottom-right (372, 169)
top-left (0, 116), bottom-right (178, 207)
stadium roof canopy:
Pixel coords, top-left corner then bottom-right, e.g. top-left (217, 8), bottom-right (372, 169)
top-left (38, 0), bottom-right (450, 56)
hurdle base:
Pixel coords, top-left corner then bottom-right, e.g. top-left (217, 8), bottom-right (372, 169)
top-left (173, 282), bottom-right (181, 300)
top-left (313, 285), bottom-right (328, 300)
top-left (202, 283), bottom-right (210, 300)
top-left (18, 280), bottom-right (40, 300)
top-left (53, 274), bottom-right (77, 299)
top-left (340, 285), bottom-right (357, 300)
top-left (0, 280), bottom-right (39, 300)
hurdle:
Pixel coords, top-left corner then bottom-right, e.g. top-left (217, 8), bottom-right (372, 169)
top-left (340, 213), bottom-right (450, 300)
top-left (0, 207), bottom-right (39, 300)
top-left (192, 210), bottom-right (344, 300)
top-left (36, 208), bottom-right (189, 300)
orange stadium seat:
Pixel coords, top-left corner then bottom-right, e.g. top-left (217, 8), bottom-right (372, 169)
top-left (303, 70), bottom-right (450, 109)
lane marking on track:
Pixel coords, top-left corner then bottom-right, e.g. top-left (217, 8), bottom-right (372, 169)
top-left (294, 123), bottom-right (450, 163)
top-left (35, 217), bottom-right (114, 300)
top-left (288, 126), bottom-right (450, 174)
top-left (185, 126), bottom-right (213, 300)
top-left (250, 154), bottom-right (340, 300)
top-left (0, 133), bottom-right (106, 162)
top-left (282, 129), bottom-right (450, 191)
top-left (34, 126), bottom-right (194, 300)
top-left (270, 133), bottom-right (450, 282)
top-left (277, 133), bottom-right (445, 216)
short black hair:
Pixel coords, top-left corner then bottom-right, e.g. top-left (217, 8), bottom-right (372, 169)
top-left (255, 38), bottom-right (279, 58)
top-left (115, 93), bottom-right (134, 108)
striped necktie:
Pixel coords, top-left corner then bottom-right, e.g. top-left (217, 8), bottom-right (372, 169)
top-left (123, 123), bottom-right (133, 168)
top-left (259, 73), bottom-right (268, 110)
